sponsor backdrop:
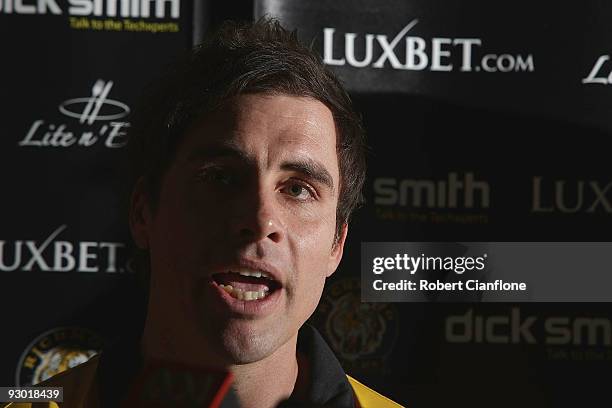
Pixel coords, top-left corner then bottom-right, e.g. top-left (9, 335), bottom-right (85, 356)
top-left (0, 0), bottom-right (193, 389)
top-left (2, 0), bottom-right (611, 406)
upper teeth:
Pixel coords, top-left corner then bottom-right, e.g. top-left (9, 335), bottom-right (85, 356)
top-left (230, 269), bottom-right (272, 279)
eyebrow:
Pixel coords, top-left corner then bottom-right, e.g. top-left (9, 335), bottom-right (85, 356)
top-left (186, 143), bottom-right (335, 193)
top-left (281, 158), bottom-right (335, 193)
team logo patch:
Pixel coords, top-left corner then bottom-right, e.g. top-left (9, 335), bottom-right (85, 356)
top-left (16, 326), bottom-right (103, 385)
top-left (314, 277), bottom-right (398, 374)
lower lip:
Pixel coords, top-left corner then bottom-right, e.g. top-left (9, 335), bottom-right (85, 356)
top-left (208, 280), bottom-right (282, 316)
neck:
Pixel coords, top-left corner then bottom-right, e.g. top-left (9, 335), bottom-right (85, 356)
top-left (230, 334), bottom-right (299, 408)
top-left (141, 322), bottom-right (300, 408)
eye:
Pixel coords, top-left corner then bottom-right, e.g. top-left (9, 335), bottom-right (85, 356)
top-left (282, 181), bottom-right (316, 201)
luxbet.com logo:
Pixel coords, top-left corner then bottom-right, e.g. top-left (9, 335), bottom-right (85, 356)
top-left (0, 0), bottom-right (180, 18)
top-left (0, 225), bottom-right (130, 273)
top-left (323, 19), bottom-right (535, 73)
top-left (19, 79), bottom-right (130, 148)
top-left (531, 176), bottom-right (612, 214)
top-left (446, 308), bottom-right (612, 346)
top-left (374, 172), bottom-right (490, 209)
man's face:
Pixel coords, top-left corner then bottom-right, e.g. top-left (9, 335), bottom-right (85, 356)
top-left (133, 94), bottom-right (347, 364)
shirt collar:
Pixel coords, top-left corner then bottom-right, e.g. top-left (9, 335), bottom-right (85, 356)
top-left (287, 324), bottom-right (355, 407)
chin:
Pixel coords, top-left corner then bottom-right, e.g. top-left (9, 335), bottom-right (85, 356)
top-left (218, 322), bottom-right (290, 365)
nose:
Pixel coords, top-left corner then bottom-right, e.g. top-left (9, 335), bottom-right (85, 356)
top-left (229, 187), bottom-right (284, 245)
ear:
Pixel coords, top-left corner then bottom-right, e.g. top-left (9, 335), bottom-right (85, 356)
top-left (327, 223), bottom-right (348, 278)
top-left (129, 177), bottom-right (152, 250)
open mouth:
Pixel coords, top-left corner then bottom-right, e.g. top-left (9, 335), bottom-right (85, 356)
top-left (212, 270), bottom-right (281, 301)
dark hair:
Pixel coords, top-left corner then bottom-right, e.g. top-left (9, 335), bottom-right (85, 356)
top-left (128, 17), bottom-right (366, 241)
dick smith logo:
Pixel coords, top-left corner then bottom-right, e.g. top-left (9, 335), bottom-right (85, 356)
top-left (0, 0), bottom-right (180, 18)
top-left (0, 225), bottom-right (129, 273)
top-left (19, 79), bottom-right (130, 148)
top-left (446, 308), bottom-right (612, 346)
top-left (374, 172), bottom-right (490, 209)
top-left (323, 19), bottom-right (535, 73)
